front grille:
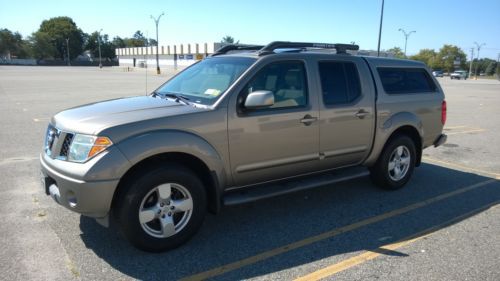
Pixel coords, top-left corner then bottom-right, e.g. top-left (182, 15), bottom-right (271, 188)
top-left (60, 133), bottom-right (74, 157)
top-left (45, 125), bottom-right (74, 160)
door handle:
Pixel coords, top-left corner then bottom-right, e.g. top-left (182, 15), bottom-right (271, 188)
top-left (355, 109), bottom-right (369, 119)
top-left (300, 115), bottom-right (318, 125)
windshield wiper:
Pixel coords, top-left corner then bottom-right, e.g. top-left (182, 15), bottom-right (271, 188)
top-left (158, 91), bottom-right (191, 105)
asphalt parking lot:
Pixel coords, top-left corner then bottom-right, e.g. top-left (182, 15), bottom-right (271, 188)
top-left (0, 66), bottom-right (499, 281)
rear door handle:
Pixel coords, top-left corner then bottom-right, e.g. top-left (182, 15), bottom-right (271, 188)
top-left (300, 115), bottom-right (318, 126)
top-left (355, 109), bottom-right (369, 119)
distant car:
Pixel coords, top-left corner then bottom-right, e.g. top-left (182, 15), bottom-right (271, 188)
top-left (450, 70), bottom-right (468, 80)
top-left (432, 70), bottom-right (444, 77)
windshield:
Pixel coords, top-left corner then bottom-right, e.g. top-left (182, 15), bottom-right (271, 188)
top-left (156, 57), bottom-right (256, 105)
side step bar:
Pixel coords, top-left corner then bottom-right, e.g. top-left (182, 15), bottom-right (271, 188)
top-left (223, 166), bottom-right (369, 206)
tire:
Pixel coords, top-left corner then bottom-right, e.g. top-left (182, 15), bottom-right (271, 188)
top-left (116, 164), bottom-right (207, 252)
top-left (369, 135), bottom-right (416, 190)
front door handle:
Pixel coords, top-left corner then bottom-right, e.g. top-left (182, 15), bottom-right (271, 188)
top-left (300, 115), bottom-right (318, 126)
top-left (355, 109), bottom-right (369, 119)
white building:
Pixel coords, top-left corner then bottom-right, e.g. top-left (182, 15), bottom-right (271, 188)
top-left (115, 42), bottom-right (225, 69)
top-left (115, 42), bottom-right (394, 70)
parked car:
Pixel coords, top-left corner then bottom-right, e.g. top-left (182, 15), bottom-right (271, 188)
top-left (432, 70), bottom-right (444, 77)
top-left (40, 41), bottom-right (447, 252)
top-left (450, 70), bottom-right (468, 80)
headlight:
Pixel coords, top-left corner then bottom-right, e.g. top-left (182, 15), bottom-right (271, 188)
top-left (68, 134), bottom-right (113, 163)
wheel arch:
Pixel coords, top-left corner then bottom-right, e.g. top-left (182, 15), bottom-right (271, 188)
top-left (112, 130), bottom-right (228, 215)
top-left (364, 112), bottom-right (423, 167)
top-left (111, 151), bottom-right (221, 216)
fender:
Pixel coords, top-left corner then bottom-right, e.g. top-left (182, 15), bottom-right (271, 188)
top-left (116, 130), bottom-right (227, 192)
top-left (364, 111), bottom-right (423, 166)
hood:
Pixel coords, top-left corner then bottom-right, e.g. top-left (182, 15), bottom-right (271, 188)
top-left (52, 96), bottom-right (205, 135)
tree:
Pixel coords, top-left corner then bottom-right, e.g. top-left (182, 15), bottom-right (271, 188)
top-left (497, 64), bottom-right (500, 80)
top-left (29, 31), bottom-right (56, 59)
top-left (484, 61), bottom-right (497, 76)
top-left (411, 49), bottom-right (442, 70)
top-left (0, 28), bottom-right (27, 58)
top-left (112, 36), bottom-right (126, 48)
top-left (83, 32), bottom-right (117, 60)
top-left (387, 47), bottom-right (405, 59)
top-left (122, 30), bottom-right (148, 47)
top-left (37, 16), bottom-right (84, 60)
top-left (437, 44), bottom-right (466, 73)
top-left (221, 35), bottom-right (238, 44)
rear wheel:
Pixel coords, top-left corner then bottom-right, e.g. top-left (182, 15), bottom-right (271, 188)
top-left (116, 164), bottom-right (206, 252)
top-left (370, 135), bottom-right (416, 190)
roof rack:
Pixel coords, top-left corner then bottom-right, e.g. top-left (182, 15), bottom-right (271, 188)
top-left (258, 41), bottom-right (359, 56)
top-left (211, 44), bottom-right (265, 56)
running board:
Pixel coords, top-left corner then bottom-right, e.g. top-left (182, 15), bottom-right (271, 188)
top-left (223, 166), bottom-right (369, 206)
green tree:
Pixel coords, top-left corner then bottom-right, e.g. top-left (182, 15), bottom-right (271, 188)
top-left (221, 35), bottom-right (238, 44)
top-left (83, 32), bottom-right (116, 60)
top-left (37, 16), bottom-right (84, 60)
top-left (411, 49), bottom-right (442, 70)
top-left (0, 28), bottom-right (27, 58)
top-left (437, 44), bottom-right (467, 73)
top-left (29, 31), bottom-right (56, 59)
top-left (484, 61), bottom-right (497, 76)
top-left (112, 36), bottom-right (126, 48)
top-left (122, 30), bottom-right (148, 47)
top-left (387, 47), bottom-right (405, 59)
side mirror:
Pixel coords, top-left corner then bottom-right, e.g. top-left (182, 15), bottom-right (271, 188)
top-left (244, 90), bottom-right (274, 109)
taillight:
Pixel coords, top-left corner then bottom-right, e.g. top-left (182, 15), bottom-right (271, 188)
top-left (441, 100), bottom-right (447, 125)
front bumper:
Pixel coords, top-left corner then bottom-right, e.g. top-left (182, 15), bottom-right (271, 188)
top-left (40, 151), bottom-right (124, 218)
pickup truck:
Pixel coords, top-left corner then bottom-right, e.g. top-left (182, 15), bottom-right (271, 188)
top-left (450, 70), bottom-right (468, 80)
top-left (40, 41), bottom-right (447, 252)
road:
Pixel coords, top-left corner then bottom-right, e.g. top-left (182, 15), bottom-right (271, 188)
top-left (0, 66), bottom-right (499, 280)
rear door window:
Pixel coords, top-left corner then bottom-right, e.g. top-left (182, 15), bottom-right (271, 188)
top-left (318, 61), bottom-right (361, 105)
top-left (377, 67), bottom-right (437, 94)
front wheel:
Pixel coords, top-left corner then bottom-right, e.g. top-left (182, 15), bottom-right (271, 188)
top-left (370, 135), bottom-right (416, 190)
top-left (116, 164), bottom-right (207, 252)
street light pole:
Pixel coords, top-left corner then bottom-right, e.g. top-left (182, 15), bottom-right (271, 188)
top-left (98, 29), bottom-right (103, 69)
top-left (377, 0), bottom-right (384, 57)
top-left (66, 38), bottom-right (70, 66)
top-left (473, 42), bottom-right (485, 79)
top-left (398, 28), bottom-right (416, 57)
top-left (468, 48), bottom-right (474, 79)
top-left (151, 12), bottom-right (165, 75)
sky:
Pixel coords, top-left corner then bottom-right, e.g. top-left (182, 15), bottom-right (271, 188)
top-left (1, 0), bottom-right (499, 59)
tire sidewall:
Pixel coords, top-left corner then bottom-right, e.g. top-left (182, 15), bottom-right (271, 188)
top-left (118, 165), bottom-right (207, 252)
top-left (378, 136), bottom-right (416, 189)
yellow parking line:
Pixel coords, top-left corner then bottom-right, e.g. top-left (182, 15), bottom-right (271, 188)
top-left (180, 179), bottom-right (496, 281)
top-left (447, 128), bottom-right (486, 135)
top-left (423, 157), bottom-right (500, 179)
top-left (444, 125), bottom-right (467, 129)
top-left (294, 200), bottom-right (500, 281)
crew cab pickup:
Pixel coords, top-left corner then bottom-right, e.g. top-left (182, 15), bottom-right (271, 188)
top-left (40, 41), bottom-right (447, 252)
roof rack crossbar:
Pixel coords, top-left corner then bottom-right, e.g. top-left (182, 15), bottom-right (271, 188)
top-left (211, 44), bottom-right (265, 56)
top-left (257, 41), bottom-right (359, 55)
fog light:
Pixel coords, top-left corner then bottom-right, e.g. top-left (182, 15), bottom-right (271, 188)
top-left (67, 191), bottom-right (77, 208)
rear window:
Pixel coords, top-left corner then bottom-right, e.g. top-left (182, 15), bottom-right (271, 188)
top-left (377, 67), bottom-right (437, 94)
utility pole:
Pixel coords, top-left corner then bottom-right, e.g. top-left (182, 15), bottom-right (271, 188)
top-left (98, 29), bottom-right (103, 68)
top-left (398, 29), bottom-right (416, 57)
top-left (66, 38), bottom-right (70, 66)
top-left (151, 12), bottom-right (165, 75)
top-left (473, 42), bottom-right (485, 79)
top-left (468, 48), bottom-right (474, 78)
top-left (377, 0), bottom-right (384, 57)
